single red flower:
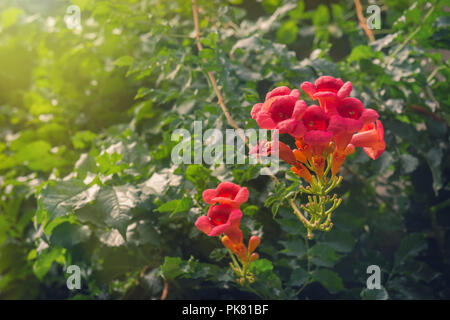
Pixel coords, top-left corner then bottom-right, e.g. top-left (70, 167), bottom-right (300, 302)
top-left (331, 97), bottom-right (379, 152)
top-left (195, 203), bottom-right (243, 243)
top-left (300, 105), bottom-right (339, 155)
top-left (350, 120), bottom-right (385, 160)
top-left (251, 87), bottom-right (307, 139)
top-left (202, 182), bottom-right (249, 208)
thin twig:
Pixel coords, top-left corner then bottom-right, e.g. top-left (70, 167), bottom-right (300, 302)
top-left (191, 0), bottom-right (242, 134)
top-left (354, 0), bottom-right (375, 42)
top-left (160, 279), bottom-right (169, 300)
top-left (191, 0), bottom-right (307, 232)
top-left (407, 104), bottom-right (447, 125)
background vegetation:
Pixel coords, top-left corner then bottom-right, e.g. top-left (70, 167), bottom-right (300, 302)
top-left (0, 0), bottom-right (449, 299)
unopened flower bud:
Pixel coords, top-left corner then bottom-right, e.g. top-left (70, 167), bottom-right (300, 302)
top-left (324, 141), bottom-right (336, 155)
top-left (250, 252), bottom-right (259, 262)
top-left (248, 236), bottom-right (261, 254)
top-left (221, 236), bottom-right (234, 252)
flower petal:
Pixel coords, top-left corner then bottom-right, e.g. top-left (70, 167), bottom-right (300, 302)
top-left (292, 100), bottom-right (308, 120)
top-left (195, 216), bottom-right (213, 235)
top-left (313, 91), bottom-right (339, 101)
top-left (251, 103), bottom-right (263, 120)
top-left (276, 118), bottom-right (297, 134)
top-left (300, 81), bottom-right (317, 100)
top-left (315, 76), bottom-right (344, 92)
top-left (304, 130), bottom-right (333, 146)
top-left (360, 108), bottom-right (379, 124)
top-left (265, 86), bottom-right (291, 100)
top-left (256, 111), bottom-right (277, 129)
top-left (234, 187), bottom-right (249, 205)
top-left (289, 89), bottom-right (301, 99)
top-left (327, 115), bottom-right (347, 135)
top-left (215, 182), bottom-right (241, 196)
top-left (290, 121), bottom-right (307, 139)
top-left (337, 81), bottom-right (352, 99)
top-left (202, 189), bottom-right (217, 204)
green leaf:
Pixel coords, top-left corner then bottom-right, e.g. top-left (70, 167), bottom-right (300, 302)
top-left (113, 55), bottom-right (134, 67)
top-left (348, 45), bottom-right (381, 62)
top-left (33, 247), bottom-right (66, 281)
top-left (394, 233), bottom-right (427, 267)
top-left (94, 185), bottom-right (141, 236)
top-left (185, 165), bottom-right (216, 191)
top-left (277, 20), bottom-right (298, 44)
top-left (289, 267), bottom-right (308, 288)
top-left (156, 197), bottom-right (192, 216)
top-left (49, 222), bottom-right (92, 247)
top-left (41, 179), bottom-right (99, 222)
top-left (321, 229), bottom-right (356, 253)
top-left (160, 257), bottom-right (184, 280)
top-left (279, 239), bottom-right (306, 257)
top-left (1, 8), bottom-right (23, 29)
top-left (209, 248), bottom-right (228, 262)
top-left (309, 243), bottom-right (342, 268)
top-left (360, 287), bottom-right (389, 300)
top-left (250, 258), bottom-right (273, 274)
top-left (14, 140), bottom-right (66, 172)
top-left (313, 269), bottom-right (344, 294)
top-left (312, 5), bottom-right (330, 26)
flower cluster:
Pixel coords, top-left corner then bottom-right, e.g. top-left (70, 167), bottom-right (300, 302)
top-left (195, 182), bottom-right (261, 285)
top-left (251, 76), bottom-right (386, 238)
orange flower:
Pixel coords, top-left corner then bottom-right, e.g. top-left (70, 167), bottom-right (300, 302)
top-left (331, 144), bottom-right (355, 176)
top-left (248, 236), bottom-right (261, 254)
top-left (221, 235), bottom-right (247, 262)
top-left (350, 120), bottom-right (385, 160)
top-left (291, 163), bottom-right (313, 184)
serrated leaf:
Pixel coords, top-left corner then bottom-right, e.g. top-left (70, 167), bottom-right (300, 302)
top-left (280, 239), bottom-right (306, 257)
top-left (394, 233), bottom-right (427, 267)
top-left (289, 267), bottom-right (308, 288)
top-left (95, 185), bottom-right (141, 237)
top-left (41, 180), bottom-right (100, 221)
top-left (309, 243), bottom-right (342, 268)
top-left (313, 269), bottom-right (344, 294)
top-left (156, 197), bottom-right (192, 216)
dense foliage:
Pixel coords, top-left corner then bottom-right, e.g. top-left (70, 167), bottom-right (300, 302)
top-left (0, 0), bottom-right (449, 299)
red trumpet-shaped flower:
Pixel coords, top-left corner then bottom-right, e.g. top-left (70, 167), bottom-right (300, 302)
top-left (251, 86), bottom-right (307, 139)
top-left (301, 76), bottom-right (352, 114)
top-left (332, 97), bottom-right (379, 152)
top-left (195, 203), bottom-right (243, 243)
top-left (300, 105), bottom-right (343, 155)
top-left (350, 120), bottom-right (386, 160)
top-left (202, 182), bottom-right (249, 208)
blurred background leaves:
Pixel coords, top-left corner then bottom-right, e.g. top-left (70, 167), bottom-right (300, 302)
top-left (0, 0), bottom-right (449, 299)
